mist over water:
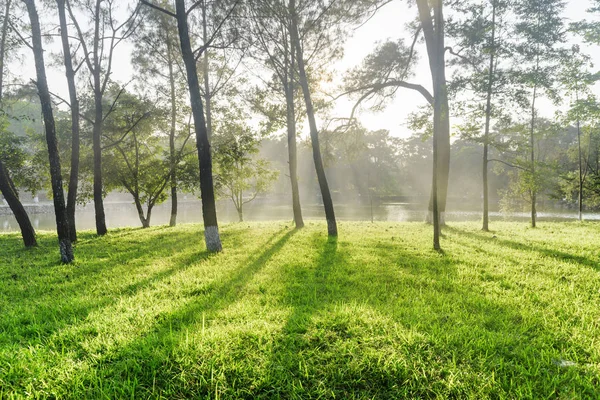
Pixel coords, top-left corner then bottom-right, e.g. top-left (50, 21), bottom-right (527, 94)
top-left (1, 199), bottom-right (597, 233)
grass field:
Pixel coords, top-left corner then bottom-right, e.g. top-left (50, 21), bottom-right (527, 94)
top-left (1, 221), bottom-right (599, 399)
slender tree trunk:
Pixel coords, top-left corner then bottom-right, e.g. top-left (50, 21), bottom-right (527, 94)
top-left (578, 118), bottom-right (583, 221)
top-left (0, 0), bottom-right (36, 247)
top-left (482, 0), bottom-right (497, 232)
top-left (201, 2), bottom-right (213, 142)
top-left (57, 0), bottom-right (80, 242)
top-left (285, 43), bottom-right (304, 228)
top-left (0, 161), bottom-right (37, 246)
top-left (167, 34), bottom-right (178, 227)
top-left (175, 0), bottom-right (222, 252)
top-left (289, 0), bottom-right (337, 236)
top-left (576, 87), bottom-right (583, 221)
top-left (92, 0), bottom-right (107, 235)
top-left (530, 82), bottom-right (537, 228)
top-left (24, 0), bottom-right (73, 262)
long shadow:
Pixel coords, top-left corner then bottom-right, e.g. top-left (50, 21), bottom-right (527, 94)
top-left (446, 226), bottom-right (600, 271)
top-left (3, 225), bottom-right (598, 398)
top-left (0, 225), bottom-right (248, 351)
top-left (55, 227), bottom-right (299, 396)
top-left (249, 233), bottom-right (596, 398)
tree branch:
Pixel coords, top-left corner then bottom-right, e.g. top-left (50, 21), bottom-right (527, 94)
top-left (140, 0), bottom-right (176, 18)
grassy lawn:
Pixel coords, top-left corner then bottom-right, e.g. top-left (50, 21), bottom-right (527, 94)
top-left (1, 221), bottom-right (599, 399)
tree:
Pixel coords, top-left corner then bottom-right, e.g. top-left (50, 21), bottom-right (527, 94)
top-left (57, 0), bottom-right (80, 241)
top-left (22, 0), bottom-right (73, 262)
top-left (289, 0), bottom-right (337, 236)
top-left (495, 118), bottom-right (562, 216)
top-left (102, 91), bottom-right (171, 228)
top-left (446, 0), bottom-right (513, 231)
top-left (415, 0), bottom-right (449, 250)
top-left (67, 0), bottom-right (140, 236)
top-left (133, 2), bottom-right (187, 226)
top-left (512, 0), bottom-right (566, 227)
top-left (559, 46), bottom-right (597, 221)
top-left (342, 0), bottom-right (450, 248)
top-left (0, 0), bottom-right (37, 247)
top-left (212, 118), bottom-right (279, 222)
top-left (140, 0), bottom-right (240, 252)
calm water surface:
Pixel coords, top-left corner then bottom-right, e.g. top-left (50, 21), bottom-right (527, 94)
top-left (0, 200), bottom-right (597, 233)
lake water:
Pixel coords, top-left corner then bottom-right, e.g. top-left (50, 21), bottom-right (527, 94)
top-left (1, 199), bottom-right (597, 233)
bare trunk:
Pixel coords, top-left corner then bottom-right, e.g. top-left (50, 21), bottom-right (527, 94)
top-left (417, 0), bottom-right (448, 249)
top-left (0, 161), bottom-right (37, 247)
top-left (289, 0), bottom-right (336, 236)
top-left (530, 82), bottom-right (537, 228)
top-left (201, 2), bottom-right (213, 142)
top-left (284, 43), bottom-right (303, 228)
top-left (57, 0), bottom-right (80, 242)
top-left (175, 0), bottom-right (221, 252)
top-left (24, 0), bottom-right (73, 262)
top-left (92, 0), bottom-right (106, 235)
top-left (482, 0), bottom-right (497, 232)
top-left (167, 35), bottom-right (178, 227)
top-left (577, 87), bottom-right (583, 221)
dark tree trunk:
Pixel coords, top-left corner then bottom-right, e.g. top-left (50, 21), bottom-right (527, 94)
top-left (92, 0), bottom-right (107, 236)
top-left (201, 2), bottom-right (213, 142)
top-left (284, 43), bottom-right (304, 228)
top-left (24, 0), bottom-right (73, 262)
top-left (0, 161), bottom-right (37, 247)
top-left (0, 0), bottom-right (36, 247)
top-left (289, 0), bottom-right (337, 236)
top-left (175, 0), bottom-right (222, 252)
top-left (57, 0), bottom-right (80, 242)
top-left (482, 0), bottom-right (497, 232)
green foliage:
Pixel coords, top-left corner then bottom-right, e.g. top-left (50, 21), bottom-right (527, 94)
top-left (1, 221), bottom-right (600, 398)
top-left (212, 116), bottom-right (279, 220)
top-left (495, 119), bottom-right (563, 212)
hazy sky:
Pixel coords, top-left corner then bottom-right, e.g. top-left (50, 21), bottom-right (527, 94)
top-left (332, 0), bottom-right (598, 138)
top-left (13, 0), bottom-right (599, 139)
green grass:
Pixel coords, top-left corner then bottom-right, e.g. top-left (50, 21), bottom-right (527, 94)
top-left (1, 221), bottom-right (599, 399)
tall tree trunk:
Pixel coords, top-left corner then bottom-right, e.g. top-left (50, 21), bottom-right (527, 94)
top-left (0, 161), bottom-right (37, 247)
top-left (167, 33), bottom-right (178, 227)
top-left (417, 0), bottom-right (448, 249)
top-left (577, 118), bottom-right (583, 221)
top-left (530, 82), bottom-right (537, 228)
top-left (201, 1), bottom-right (213, 142)
top-left (289, 0), bottom-right (337, 236)
top-left (92, 0), bottom-right (107, 235)
top-left (576, 86), bottom-right (583, 221)
top-left (24, 0), bottom-right (73, 262)
top-left (482, 0), bottom-right (497, 232)
top-left (285, 41), bottom-right (304, 228)
top-left (0, 0), bottom-right (36, 247)
top-left (57, 0), bottom-right (80, 242)
top-left (175, 0), bottom-right (222, 252)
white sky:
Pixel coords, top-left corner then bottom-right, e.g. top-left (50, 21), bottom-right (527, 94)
top-left (12, 0), bottom-right (600, 139)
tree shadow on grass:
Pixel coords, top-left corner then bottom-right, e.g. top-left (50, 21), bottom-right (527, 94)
top-left (52, 227), bottom-right (298, 398)
top-left (0, 225), bottom-right (249, 357)
top-left (445, 226), bottom-right (600, 271)
top-left (3, 224), bottom-right (598, 398)
top-left (248, 234), bottom-right (598, 399)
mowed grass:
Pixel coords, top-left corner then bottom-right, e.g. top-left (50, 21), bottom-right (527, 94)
top-left (1, 221), bottom-right (600, 399)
